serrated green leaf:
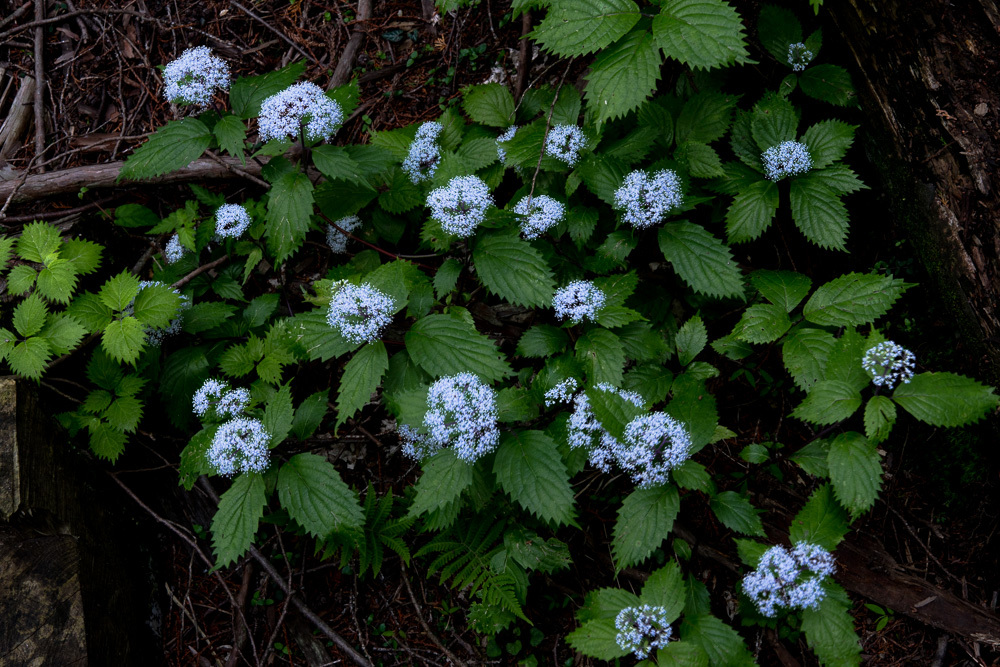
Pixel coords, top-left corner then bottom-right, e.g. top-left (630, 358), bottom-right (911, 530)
top-left (576, 154), bottom-right (630, 204)
top-left (624, 364), bottom-right (674, 405)
top-left (12, 292), bottom-right (48, 338)
top-left (379, 167), bottom-right (423, 213)
top-left (132, 283), bottom-right (180, 329)
top-left (790, 484), bottom-right (850, 550)
top-left (656, 641), bottom-right (710, 667)
top-left (725, 180), bottom-right (778, 243)
top-left (16, 221), bottom-right (62, 263)
top-left (733, 304), bottom-right (791, 344)
top-left (7, 264), bottom-right (37, 295)
top-left (566, 618), bottom-right (630, 660)
top-left (576, 328), bottom-right (626, 386)
top-left (286, 310), bottom-right (356, 362)
top-left (658, 221), bottom-right (743, 299)
top-left (735, 538), bottom-right (770, 567)
top-left (782, 326), bottom-right (836, 391)
top-left (120, 119), bottom-right (213, 180)
top-left (827, 432), bottom-right (881, 518)
top-left (408, 448), bottom-right (474, 517)
top-left (105, 395), bottom-right (143, 433)
top-left (799, 64), bottom-right (856, 107)
top-left (6, 337), bottom-right (51, 380)
top-left (801, 596), bottom-right (863, 667)
top-left (864, 395), bottom-right (896, 444)
top-left (792, 380), bottom-right (861, 425)
top-left (640, 560), bottom-right (686, 622)
top-left (277, 453), bottom-right (363, 538)
top-left (821, 164), bottom-right (866, 196)
top-left (473, 231), bottom-right (555, 307)
top-left (89, 420), bottom-right (127, 461)
top-left (710, 490), bottom-right (764, 536)
top-left (462, 83), bottom-right (515, 127)
top-left (263, 384), bottom-right (294, 447)
top-left (803, 272), bottom-right (906, 327)
top-left (102, 316), bottom-right (146, 365)
top-left (213, 114), bottom-right (247, 160)
top-left (825, 327), bottom-right (869, 392)
top-left (790, 177), bottom-right (849, 250)
top-left (672, 459), bottom-right (712, 492)
top-left (99, 271), bottom-right (141, 311)
top-left (39, 313), bottom-right (86, 355)
top-left (757, 5), bottom-right (802, 63)
top-left (336, 342), bottom-right (389, 428)
top-left (676, 315), bottom-right (707, 366)
top-left (751, 269), bottom-right (812, 312)
top-left (578, 587), bottom-right (641, 622)
top-left (667, 376), bottom-right (718, 452)
top-left (532, 0), bottom-right (640, 57)
top-left (678, 141), bottom-right (725, 178)
top-left (496, 387), bottom-right (538, 423)
top-left (115, 374), bottom-right (146, 397)
top-left (312, 145), bottom-right (362, 183)
top-left (676, 91), bottom-right (739, 144)
top-left (730, 110), bottom-right (763, 172)
top-left (494, 430), bottom-right (575, 525)
top-left (613, 485), bottom-right (680, 569)
top-left (586, 385), bottom-right (646, 441)
top-left (406, 313), bottom-right (512, 382)
top-left (653, 0), bottom-right (751, 70)
top-left (212, 474), bottom-right (267, 568)
top-left (584, 29), bottom-right (662, 124)
top-left (681, 613), bottom-right (754, 666)
top-left (517, 325), bottom-right (568, 358)
top-left (291, 390), bottom-right (328, 440)
top-left (230, 61), bottom-right (306, 118)
top-left (0, 236), bottom-right (14, 268)
top-left (266, 171), bottom-right (314, 264)
top-left (802, 120), bottom-right (856, 170)
top-left (35, 259), bottom-right (78, 304)
top-left (750, 93), bottom-right (799, 150)
top-left (183, 302), bottom-right (238, 334)
top-left (892, 372), bottom-right (1000, 427)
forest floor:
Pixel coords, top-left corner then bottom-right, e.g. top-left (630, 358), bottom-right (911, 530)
top-left (1, 0), bottom-right (1000, 665)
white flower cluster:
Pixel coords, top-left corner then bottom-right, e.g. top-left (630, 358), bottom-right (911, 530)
top-left (258, 82), bottom-right (343, 143)
top-left (762, 141), bottom-right (812, 181)
top-left (618, 412), bottom-right (692, 488)
top-left (192, 378), bottom-right (251, 420)
top-left (513, 195), bottom-right (565, 240)
top-left (131, 280), bottom-right (190, 347)
top-left (615, 605), bottom-right (673, 660)
top-left (565, 383), bottom-right (645, 473)
top-left (787, 42), bottom-right (815, 72)
top-left (544, 378), bottom-right (579, 408)
top-left (207, 417), bottom-right (271, 476)
top-left (402, 121), bottom-right (444, 183)
top-left (496, 125), bottom-right (517, 163)
top-left (399, 372), bottom-right (499, 463)
top-left (427, 175), bottom-right (493, 237)
top-left (553, 280), bottom-right (606, 323)
top-left (326, 282), bottom-right (395, 344)
top-left (215, 203), bottom-right (252, 240)
top-left (862, 341), bottom-right (916, 389)
top-left (326, 215), bottom-right (362, 254)
top-left (545, 125), bottom-right (586, 166)
top-left (163, 46), bottom-right (230, 106)
top-left (613, 169), bottom-right (683, 229)
top-left (742, 542), bottom-right (835, 617)
top-left (164, 234), bottom-right (187, 264)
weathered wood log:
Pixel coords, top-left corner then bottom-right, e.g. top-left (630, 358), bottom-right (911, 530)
top-left (826, 0), bottom-right (1000, 382)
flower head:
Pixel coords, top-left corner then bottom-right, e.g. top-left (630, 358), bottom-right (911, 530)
top-left (787, 42), bottom-right (815, 72)
top-left (742, 542), bottom-right (835, 617)
top-left (427, 175), bottom-right (493, 238)
top-left (762, 141), bottom-right (812, 181)
top-left (553, 280), bottom-right (605, 323)
top-left (567, 383), bottom-right (644, 473)
top-left (613, 169), bottom-right (683, 229)
top-left (496, 126), bottom-right (517, 163)
top-left (617, 412), bottom-right (692, 488)
top-left (545, 125), bottom-right (586, 166)
top-left (215, 203), bottom-right (252, 240)
top-left (258, 82), bottom-right (343, 143)
top-left (207, 417), bottom-right (271, 476)
top-left (326, 215), bottom-right (362, 254)
top-left (513, 195), bottom-right (565, 240)
top-left (402, 121), bottom-right (444, 183)
top-left (615, 605), bottom-right (672, 659)
top-left (544, 378), bottom-right (579, 407)
top-left (163, 46), bottom-right (230, 106)
top-left (165, 234), bottom-right (187, 264)
top-left (400, 372), bottom-right (499, 463)
top-left (326, 281), bottom-right (395, 344)
top-left (193, 378), bottom-right (251, 420)
top-left (216, 388), bottom-right (251, 419)
top-left (862, 341), bottom-right (916, 389)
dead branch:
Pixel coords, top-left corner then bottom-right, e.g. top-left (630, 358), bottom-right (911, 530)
top-left (329, 0), bottom-right (373, 89)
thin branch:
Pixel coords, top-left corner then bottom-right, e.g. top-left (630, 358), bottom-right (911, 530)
top-left (528, 58), bottom-right (574, 204)
top-left (402, 567), bottom-right (470, 667)
top-left (229, 1), bottom-right (317, 64)
top-left (172, 254), bottom-right (230, 289)
top-left (329, 0), bottom-right (374, 89)
top-left (32, 0), bottom-right (44, 173)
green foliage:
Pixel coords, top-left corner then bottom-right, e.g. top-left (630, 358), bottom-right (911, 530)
top-left (494, 431), bottom-right (575, 525)
top-left (532, 0), bottom-right (640, 57)
top-left (472, 231), bottom-right (555, 307)
top-left (277, 453), bottom-right (364, 538)
top-left (653, 0), bottom-right (750, 70)
top-left (335, 342), bottom-right (389, 429)
top-left (612, 485), bottom-right (680, 569)
top-left (120, 119), bottom-right (214, 180)
top-left (212, 474), bottom-right (267, 568)
top-left (710, 490), bottom-right (765, 536)
top-left (405, 312), bottom-right (512, 382)
top-left (892, 372), bottom-right (999, 427)
top-left (827, 432), bottom-right (882, 518)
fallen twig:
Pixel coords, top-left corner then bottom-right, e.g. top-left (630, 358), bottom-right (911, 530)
top-left (33, 0), bottom-right (45, 173)
top-left (329, 0), bottom-right (373, 89)
top-left (402, 566), bottom-right (471, 667)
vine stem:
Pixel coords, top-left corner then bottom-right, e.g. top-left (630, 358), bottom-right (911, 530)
top-left (527, 57), bottom-right (575, 206)
top-left (316, 211), bottom-right (436, 271)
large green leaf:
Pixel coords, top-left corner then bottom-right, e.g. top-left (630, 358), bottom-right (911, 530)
top-left (803, 272), bottom-right (906, 327)
top-left (789, 483), bottom-right (850, 550)
top-left (408, 449), bottom-right (474, 517)
top-left (792, 380), bottom-right (862, 425)
top-left (584, 29), bottom-right (662, 124)
top-left (892, 371), bottom-right (1000, 427)
top-left (801, 596), bottom-right (863, 667)
top-left (613, 485), bottom-right (680, 569)
top-left (263, 384), bottom-right (294, 447)
top-left (132, 283), bottom-right (181, 329)
top-left (12, 293), bottom-right (48, 338)
top-left (230, 61), bottom-right (306, 118)
top-left (799, 64), bottom-right (856, 107)
top-left (277, 453), bottom-right (364, 538)
top-left (802, 120), bottom-right (856, 170)
top-left (494, 431), bottom-right (575, 525)
top-left (827, 432), bottom-right (881, 518)
top-left (16, 221), bottom-right (62, 262)
top-left (405, 312), bottom-right (512, 382)
top-left (681, 613), bottom-right (754, 666)
top-left (757, 4), bottom-right (802, 63)
top-left (676, 91), bottom-right (739, 144)
top-left (750, 93), bottom-right (799, 149)
top-left (576, 328), bottom-right (626, 386)
top-left (782, 326), bottom-right (836, 391)
top-left (213, 114), bottom-right (247, 160)
top-left (790, 176), bottom-right (849, 250)
top-left (676, 315), bottom-right (707, 366)
top-left (335, 342), bottom-right (389, 429)
top-left (709, 490), bottom-right (764, 536)
top-left (751, 269), bottom-right (812, 312)
top-left (266, 171), bottom-right (315, 264)
top-left (120, 119), bottom-right (213, 180)
top-left (472, 231), bottom-right (555, 307)
top-left (532, 0), bottom-right (641, 57)
top-left (566, 618), bottom-right (630, 660)
top-left (102, 317), bottom-right (146, 365)
top-left (658, 222), bottom-right (743, 299)
top-left (652, 0), bottom-right (751, 70)
top-left (733, 304), bottom-right (791, 344)
top-left (462, 83), bottom-right (515, 127)
top-left (639, 560), bottom-right (686, 622)
top-left (725, 180), bottom-right (778, 243)
top-left (864, 395), bottom-right (896, 444)
top-left (212, 473), bottom-right (267, 568)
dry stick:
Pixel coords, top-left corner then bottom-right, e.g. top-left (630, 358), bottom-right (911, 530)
top-left (197, 477), bottom-right (373, 667)
top-left (172, 254), bottom-right (230, 289)
top-left (513, 11), bottom-right (533, 102)
top-left (401, 567), bottom-right (470, 667)
top-left (329, 0), bottom-right (373, 89)
top-left (0, 196), bottom-right (116, 223)
top-left (0, 2), bottom-right (32, 31)
top-left (32, 0), bottom-right (44, 173)
top-left (203, 149), bottom-right (270, 189)
top-left (229, 0), bottom-right (316, 64)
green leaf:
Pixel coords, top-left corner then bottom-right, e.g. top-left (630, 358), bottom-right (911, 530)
top-left (182, 302), bottom-right (238, 334)
top-left (757, 4), bottom-right (802, 63)
top-left (291, 390), bottom-right (328, 440)
top-left (584, 29), bottom-right (662, 124)
top-left (658, 222), bottom-right (743, 299)
top-left (39, 313), bottom-right (86, 355)
top-left (640, 560), bottom-right (686, 622)
top-left (60, 238), bottom-right (101, 276)
top-left (751, 270), bottom-right (812, 312)
top-left (211, 474), bottom-right (267, 568)
top-left (790, 483), bottom-right (850, 550)
top-left (113, 203), bottom-right (159, 228)
top-left (802, 120), bottom-right (856, 170)
top-left (667, 377), bottom-right (718, 452)
top-left (89, 421), bottom-right (127, 461)
top-left (266, 171), bottom-right (315, 264)
top-left (12, 293), bottom-right (48, 337)
top-left (676, 316), bottom-right (707, 366)
top-left (263, 384), bottom-right (294, 447)
top-left (792, 380), bottom-right (862, 425)
top-left (677, 141), bottom-right (725, 178)
top-left (406, 313), bottom-right (512, 382)
top-left (790, 177), bottom-right (850, 250)
top-left (105, 396), bottom-right (143, 433)
top-left (864, 395), bottom-right (896, 444)
top-left (213, 114), bottom-right (247, 160)
top-left (733, 304), bottom-right (791, 344)
top-left (576, 154), bottom-right (630, 205)
top-left (801, 596), bottom-right (863, 667)
top-left (799, 64), bottom-right (856, 107)
top-left (462, 83), bottom-right (515, 127)
top-left (132, 283), bottom-right (181, 329)
top-left (0, 236), bottom-right (13, 268)
top-left (613, 485), bottom-right (680, 569)
top-left (517, 325), bottom-right (568, 358)
top-left (120, 119), bottom-right (213, 180)
top-left (681, 613), bottom-right (754, 666)
top-left (102, 317), bottom-right (146, 365)
top-left (585, 385), bottom-right (646, 441)
top-left (566, 619), bottom-right (629, 660)
top-left (312, 145), bottom-right (362, 182)
top-left (433, 258), bottom-right (462, 298)
top-left (676, 91), bottom-right (739, 144)
top-left (750, 93), bottom-right (799, 149)
top-left (653, 0), bottom-right (751, 70)
top-left (6, 337), bottom-right (51, 380)
top-left (286, 310), bottom-right (355, 362)
top-left (6, 265), bottom-right (37, 295)
top-left (230, 61), bottom-right (306, 118)
top-left (336, 342), bottom-right (389, 428)
top-left (277, 453), bottom-right (364, 538)
top-left (17, 221), bottom-right (62, 262)
top-left (99, 271), bottom-right (141, 311)
top-left (576, 328), bottom-right (626, 386)
top-left (821, 164), bottom-right (867, 196)
top-left (496, 387), bottom-right (538, 423)
top-left (624, 364), bottom-right (673, 405)
top-left (825, 327), bottom-right (869, 392)
top-left (36, 259), bottom-right (79, 304)
top-left (532, 0), bottom-right (640, 57)
top-left (709, 491), bottom-right (764, 536)
top-left (656, 641), bottom-right (710, 667)
top-left (725, 180), bottom-right (778, 243)
top-left (472, 231), bottom-right (555, 308)
top-left (803, 273), bottom-right (906, 327)
top-left (408, 449), bottom-right (474, 517)
top-left (782, 326), bottom-right (836, 391)
top-left (892, 371), bottom-right (1000, 427)
top-left (494, 431), bottom-right (575, 525)
top-left (827, 432), bottom-right (881, 518)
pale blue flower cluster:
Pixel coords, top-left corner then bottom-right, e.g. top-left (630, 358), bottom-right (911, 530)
top-left (192, 378), bottom-right (251, 420)
top-left (496, 125), bottom-right (517, 163)
top-left (544, 377), bottom-right (579, 408)
top-left (207, 417), bottom-right (271, 476)
top-left (862, 341), bottom-right (916, 389)
top-left (163, 46), bottom-right (230, 106)
top-left (787, 42), bottom-right (815, 72)
top-left (742, 542), bottom-right (835, 617)
top-left (545, 125), bottom-right (586, 166)
top-left (615, 605), bottom-right (672, 660)
top-left (762, 141), bottom-right (812, 181)
top-left (326, 215), bottom-right (362, 254)
top-left (619, 412), bottom-right (692, 488)
top-left (399, 372), bottom-right (499, 463)
top-left (326, 281), bottom-right (395, 344)
top-left (513, 194), bottom-right (565, 240)
top-left (164, 234), bottom-right (187, 264)
top-left (613, 169), bottom-right (683, 229)
top-left (258, 82), bottom-right (343, 143)
top-left (553, 280), bottom-right (606, 323)
top-left (564, 383), bottom-right (645, 473)
top-left (427, 175), bottom-right (493, 237)
top-left (215, 203), bottom-right (252, 240)
top-left (402, 121), bottom-right (443, 183)
top-left (131, 280), bottom-right (190, 347)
